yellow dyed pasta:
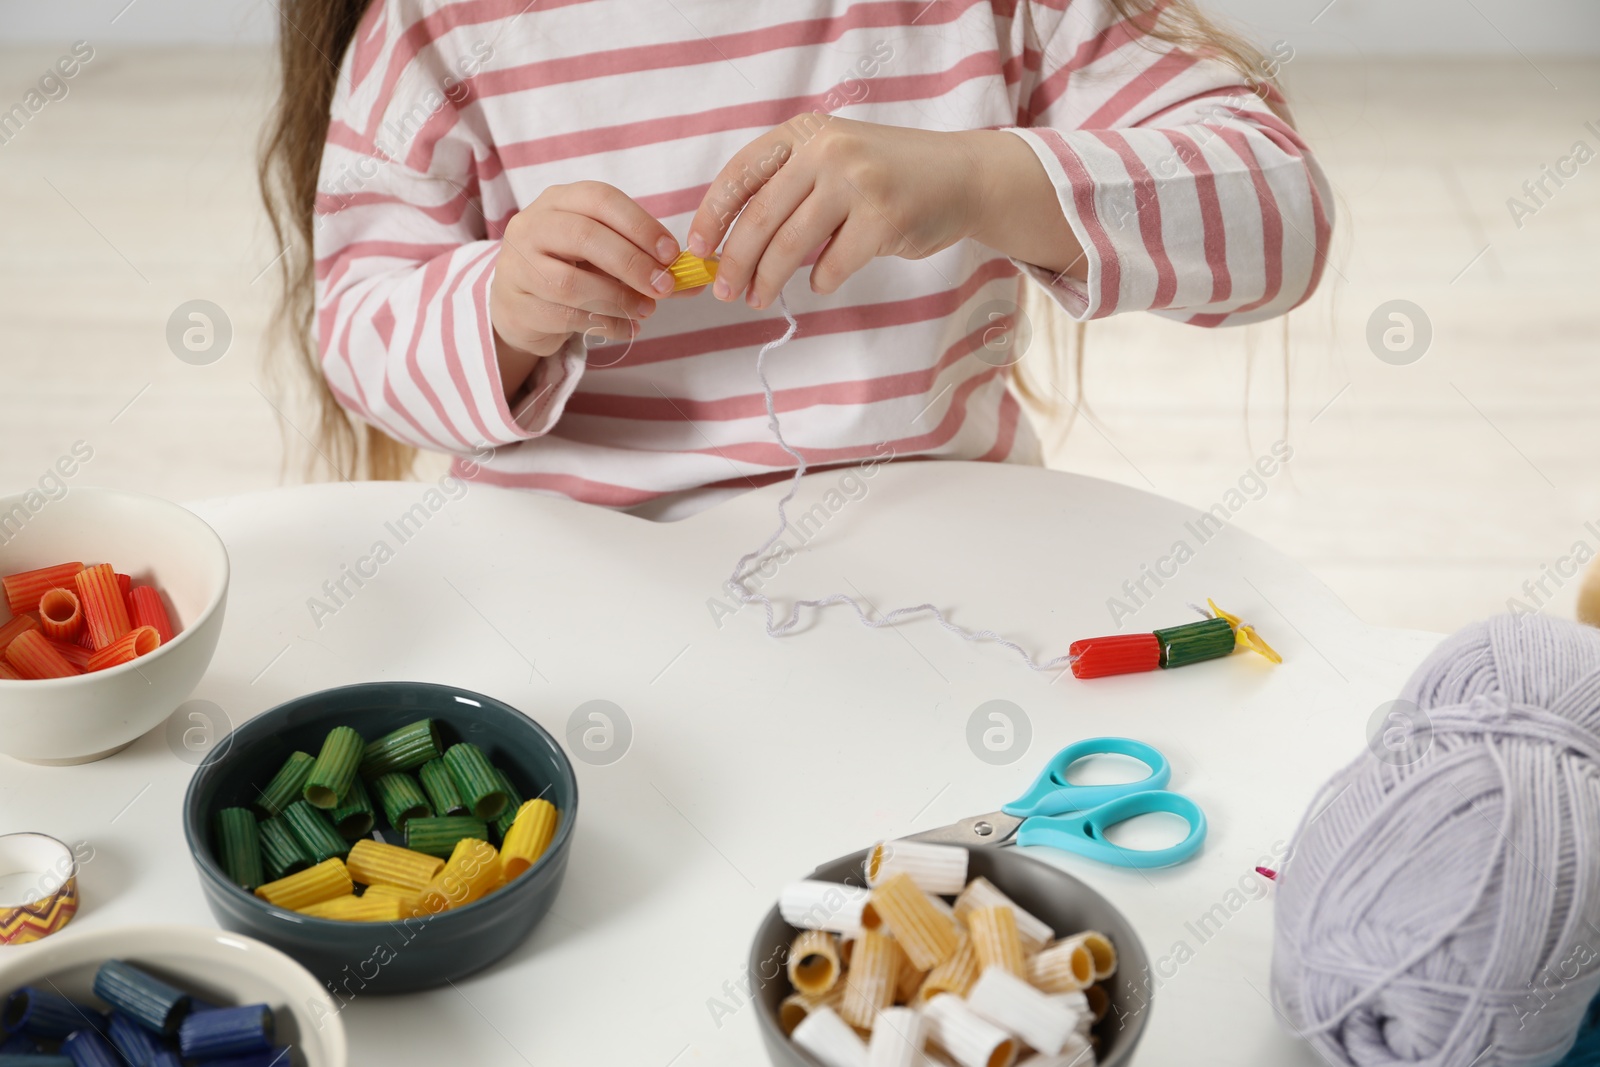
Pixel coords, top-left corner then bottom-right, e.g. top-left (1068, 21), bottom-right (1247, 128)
top-left (966, 905), bottom-right (1027, 978)
top-left (869, 872), bottom-right (959, 972)
top-left (298, 893), bottom-right (402, 922)
top-left (501, 799), bottom-right (559, 880)
top-left (255, 857), bottom-right (352, 911)
top-left (416, 837), bottom-right (502, 915)
top-left (787, 930), bottom-right (842, 997)
top-left (346, 838), bottom-right (444, 892)
top-left (1028, 938), bottom-right (1094, 994)
top-left (915, 932), bottom-right (979, 1004)
top-left (361, 883), bottom-right (422, 915)
top-left (838, 928), bottom-right (896, 1029)
top-left (668, 250), bottom-right (718, 291)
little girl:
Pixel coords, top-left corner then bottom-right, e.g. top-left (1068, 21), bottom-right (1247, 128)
top-left (263, 0), bottom-right (1329, 519)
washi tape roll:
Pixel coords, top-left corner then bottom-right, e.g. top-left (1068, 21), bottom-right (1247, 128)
top-left (0, 833), bottom-right (80, 945)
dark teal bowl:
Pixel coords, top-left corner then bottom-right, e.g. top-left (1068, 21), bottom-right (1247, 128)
top-left (182, 681), bottom-right (577, 994)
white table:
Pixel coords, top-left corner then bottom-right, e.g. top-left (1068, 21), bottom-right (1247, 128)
top-left (1, 462), bottom-right (1441, 1065)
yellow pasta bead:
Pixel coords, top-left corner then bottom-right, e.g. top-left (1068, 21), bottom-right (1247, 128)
top-left (255, 857), bottom-right (352, 911)
top-left (298, 893), bottom-right (403, 922)
top-left (416, 837), bottom-right (501, 914)
top-left (347, 838), bottom-right (444, 891)
top-left (361, 883), bottom-right (422, 915)
top-left (915, 932), bottom-right (979, 1005)
top-left (966, 905), bottom-right (1027, 978)
top-left (869, 871), bottom-right (959, 972)
top-left (501, 799), bottom-right (559, 881)
top-left (668, 250), bottom-right (718, 291)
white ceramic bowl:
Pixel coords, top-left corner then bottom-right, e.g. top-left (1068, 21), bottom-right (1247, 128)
top-left (0, 487), bottom-right (228, 764)
top-left (0, 924), bottom-right (347, 1066)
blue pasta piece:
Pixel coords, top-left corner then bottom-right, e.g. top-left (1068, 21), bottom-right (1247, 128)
top-left (0, 1055), bottom-right (74, 1067)
top-left (149, 1051), bottom-right (184, 1067)
top-left (2, 986), bottom-right (102, 1040)
top-left (62, 1028), bottom-right (121, 1067)
top-left (92, 961), bottom-right (190, 1035)
top-left (0, 1032), bottom-right (40, 1054)
top-left (107, 1013), bottom-right (163, 1067)
top-left (176, 1004), bottom-right (273, 1059)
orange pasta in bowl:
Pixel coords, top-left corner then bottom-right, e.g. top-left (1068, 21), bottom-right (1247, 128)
top-left (0, 560), bottom-right (179, 680)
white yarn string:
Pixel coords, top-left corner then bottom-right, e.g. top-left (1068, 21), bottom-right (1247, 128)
top-left (725, 292), bottom-right (1075, 673)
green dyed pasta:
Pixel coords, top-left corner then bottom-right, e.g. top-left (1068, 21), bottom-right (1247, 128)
top-left (405, 816), bottom-right (488, 858)
top-left (253, 751), bottom-right (314, 817)
top-left (443, 743), bottom-right (508, 822)
top-left (492, 768), bottom-right (526, 839)
top-left (283, 799), bottom-right (350, 863)
top-left (214, 807), bottom-right (264, 891)
top-left (258, 815), bottom-right (312, 881)
top-left (360, 719), bottom-right (443, 779)
top-left (330, 776), bottom-right (376, 840)
top-left (371, 772), bottom-right (431, 832)
top-left (419, 758), bottom-right (468, 817)
top-left (1154, 616), bottom-right (1237, 669)
top-left (304, 725), bottom-right (365, 809)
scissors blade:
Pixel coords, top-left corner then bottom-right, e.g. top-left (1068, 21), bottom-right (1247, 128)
top-left (903, 811), bottom-right (1024, 849)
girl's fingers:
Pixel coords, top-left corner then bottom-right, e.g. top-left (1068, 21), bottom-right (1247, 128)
top-left (687, 120), bottom-right (809, 258)
top-left (807, 217), bottom-right (880, 296)
top-left (543, 211), bottom-right (676, 299)
top-left (715, 164), bottom-right (818, 305)
top-left (745, 192), bottom-right (848, 310)
top-left (551, 180), bottom-right (680, 267)
top-left (512, 254), bottom-right (654, 333)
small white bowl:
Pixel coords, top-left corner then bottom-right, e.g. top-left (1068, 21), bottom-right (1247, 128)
top-left (0, 487), bottom-right (228, 764)
top-left (0, 923), bottom-right (347, 1066)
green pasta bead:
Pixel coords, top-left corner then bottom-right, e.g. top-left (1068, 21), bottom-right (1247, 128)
top-left (254, 751), bottom-right (314, 817)
top-left (371, 772), bottom-right (431, 832)
top-left (331, 777), bottom-right (376, 840)
top-left (258, 815), bottom-right (312, 881)
top-left (360, 719), bottom-right (443, 779)
top-left (214, 808), bottom-right (264, 891)
top-left (304, 725), bottom-right (365, 809)
top-left (405, 816), bottom-right (488, 858)
top-left (419, 758), bottom-right (468, 817)
top-left (492, 768), bottom-right (526, 840)
top-left (283, 799), bottom-right (350, 863)
top-left (443, 743), bottom-right (508, 822)
top-left (1154, 616), bottom-right (1237, 669)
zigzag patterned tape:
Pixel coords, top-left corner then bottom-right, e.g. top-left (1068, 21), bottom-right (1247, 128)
top-left (0, 878), bottom-right (79, 945)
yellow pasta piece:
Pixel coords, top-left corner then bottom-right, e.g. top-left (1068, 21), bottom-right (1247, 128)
top-left (361, 883), bottom-right (422, 915)
top-left (298, 893), bottom-right (403, 922)
top-left (255, 857), bottom-right (352, 911)
top-left (788, 930), bottom-right (842, 997)
top-left (870, 872), bottom-right (959, 972)
top-left (967, 905), bottom-right (1026, 978)
top-left (778, 987), bottom-right (843, 1036)
top-left (416, 837), bottom-right (502, 914)
top-left (838, 928), bottom-right (896, 1030)
top-left (887, 937), bottom-right (925, 1005)
top-left (346, 838), bottom-right (444, 892)
top-left (668, 250), bottom-right (718, 291)
top-left (501, 799), bottom-right (559, 881)
top-left (1028, 937), bottom-right (1095, 994)
top-left (915, 932), bottom-right (979, 1005)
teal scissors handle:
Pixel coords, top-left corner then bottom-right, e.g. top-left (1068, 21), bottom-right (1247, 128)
top-left (1016, 790), bottom-right (1207, 868)
top-left (1001, 737), bottom-right (1172, 818)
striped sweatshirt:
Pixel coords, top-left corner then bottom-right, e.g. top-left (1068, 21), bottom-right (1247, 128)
top-left (315, 0), bottom-right (1331, 516)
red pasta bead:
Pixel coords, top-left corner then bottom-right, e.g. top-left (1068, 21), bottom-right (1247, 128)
top-left (1069, 633), bottom-right (1162, 679)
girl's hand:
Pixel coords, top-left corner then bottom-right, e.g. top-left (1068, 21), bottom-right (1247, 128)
top-left (491, 182), bottom-right (680, 389)
top-left (687, 117), bottom-right (1085, 310)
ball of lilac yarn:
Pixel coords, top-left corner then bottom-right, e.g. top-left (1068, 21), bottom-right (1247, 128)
top-left (1271, 613), bottom-right (1600, 1067)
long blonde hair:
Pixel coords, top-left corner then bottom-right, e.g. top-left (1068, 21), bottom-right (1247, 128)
top-left (259, 0), bottom-right (1285, 480)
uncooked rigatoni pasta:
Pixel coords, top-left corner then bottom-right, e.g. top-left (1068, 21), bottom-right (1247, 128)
top-left (870, 872), bottom-right (959, 971)
top-left (953, 877), bottom-right (1053, 952)
top-left (966, 906), bottom-right (1027, 979)
top-left (867, 840), bottom-right (969, 895)
top-left (787, 930), bottom-right (843, 997)
top-left (839, 929), bottom-right (897, 1029)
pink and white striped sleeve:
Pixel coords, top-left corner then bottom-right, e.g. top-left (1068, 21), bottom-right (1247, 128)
top-left (312, 14), bottom-right (583, 455)
top-left (1000, 0), bottom-right (1333, 326)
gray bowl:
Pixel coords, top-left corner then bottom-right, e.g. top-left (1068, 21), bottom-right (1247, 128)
top-left (750, 846), bottom-right (1151, 1066)
top-left (182, 681), bottom-right (577, 994)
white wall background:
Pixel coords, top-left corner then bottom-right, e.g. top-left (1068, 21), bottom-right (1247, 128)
top-left (0, 0), bottom-right (1597, 53)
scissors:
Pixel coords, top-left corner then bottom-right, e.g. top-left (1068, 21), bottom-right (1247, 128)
top-left (905, 737), bottom-right (1206, 869)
